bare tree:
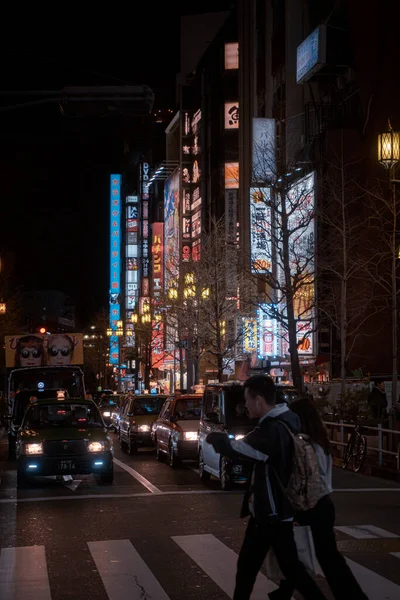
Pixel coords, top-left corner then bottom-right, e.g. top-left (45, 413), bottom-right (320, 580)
top-left (251, 122), bottom-right (316, 392)
top-left (318, 133), bottom-right (383, 396)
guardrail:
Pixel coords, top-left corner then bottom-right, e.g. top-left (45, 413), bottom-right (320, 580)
top-left (323, 420), bottom-right (400, 470)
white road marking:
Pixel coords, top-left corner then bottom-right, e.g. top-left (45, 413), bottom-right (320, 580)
top-left (0, 546), bottom-right (51, 600)
top-left (345, 556), bottom-right (400, 599)
top-left (173, 533), bottom-right (278, 599)
top-left (333, 488), bottom-right (400, 492)
top-left (62, 478), bottom-right (82, 492)
top-left (113, 457), bottom-right (162, 494)
top-left (88, 539), bottom-right (170, 600)
top-left (335, 525), bottom-right (399, 539)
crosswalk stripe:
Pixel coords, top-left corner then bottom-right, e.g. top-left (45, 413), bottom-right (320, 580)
top-left (88, 539), bottom-right (170, 600)
top-left (335, 525), bottom-right (399, 539)
top-left (345, 557), bottom-right (400, 599)
top-left (173, 533), bottom-right (278, 599)
top-left (0, 546), bottom-right (51, 600)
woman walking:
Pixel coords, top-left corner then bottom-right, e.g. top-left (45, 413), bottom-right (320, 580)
top-left (270, 397), bottom-right (368, 600)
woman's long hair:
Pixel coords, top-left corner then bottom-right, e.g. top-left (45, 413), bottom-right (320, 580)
top-left (290, 396), bottom-right (331, 455)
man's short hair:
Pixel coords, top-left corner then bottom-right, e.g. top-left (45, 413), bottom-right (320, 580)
top-left (243, 375), bottom-right (276, 406)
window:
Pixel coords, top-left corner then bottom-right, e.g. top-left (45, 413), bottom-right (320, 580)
top-left (225, 163), bottom-right (239, 189)
top-left (224, 42), bottom-right (239, 69)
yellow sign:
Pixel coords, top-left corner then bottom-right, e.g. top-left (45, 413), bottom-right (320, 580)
top-left (5, 333), bottom-right (84, 369)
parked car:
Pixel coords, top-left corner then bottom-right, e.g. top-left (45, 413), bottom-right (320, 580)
top-left (16, 397), bottom-right (114, 487)
top-left (152, 394), bottom-right (202, 467)
top-left (119, 394), bottom-right (168, 454)
top-left (198, 382), bottom-right (254, 490)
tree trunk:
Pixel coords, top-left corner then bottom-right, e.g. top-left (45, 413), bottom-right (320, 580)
top-left (194, 357), bottom-right (200, 385)
top-left (280, 189), bottom-right (304, 393)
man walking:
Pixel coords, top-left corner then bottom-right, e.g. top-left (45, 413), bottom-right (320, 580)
top-left (206, 375), bottom-right (326, 600)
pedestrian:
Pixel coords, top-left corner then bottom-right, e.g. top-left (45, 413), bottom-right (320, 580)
top-left (367, 380), bottom-right (387, 422)
top-left (271, 397), bottom-right (368, 600)
top-left (206, 375), bottom-right (327, 600)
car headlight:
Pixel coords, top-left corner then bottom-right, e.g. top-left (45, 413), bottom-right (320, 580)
top-left (138, 424), bottom-right (150, 432)
top-left (229, 434), bottom-right (245, 441)
top-left (183, 431), bottom-right (198, 441)
top-left (88, 441), bottom-right (104, 452)
top-left (103, 411), bottom-right (111, 417)
top-left (23, 442), bottom-right (44, 455)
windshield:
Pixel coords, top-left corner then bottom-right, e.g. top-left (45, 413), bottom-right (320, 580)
top-left (14, 390), bottom-right (71, 423)
top-left (174, 397), bottom-right (201, 420)
top-left (224, 387), bottom-right (254, 425)
top-left (10, 368), bottom-right (84, 398)
top-left (132, 396), bottom-right (166, 416)
top-left (276, 388), bottom-right (298, 405)
top-left (99, 397), bottom-right (119, 408)
top-left (23, 403), bottom-right (104, 429)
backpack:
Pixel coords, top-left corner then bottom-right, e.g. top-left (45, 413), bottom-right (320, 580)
top-left (275, 420), bottom-right (326, 512)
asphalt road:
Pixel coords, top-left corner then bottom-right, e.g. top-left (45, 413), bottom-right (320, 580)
top-left (1, 431), bottom-right (400, 600)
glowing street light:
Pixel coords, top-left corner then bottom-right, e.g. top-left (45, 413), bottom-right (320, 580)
top-left (0, 303), bottom-right (6, 314)
top-left (378, 126), bottom-right (400, 169)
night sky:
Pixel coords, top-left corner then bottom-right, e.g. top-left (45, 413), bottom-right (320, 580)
top-left (0, 3), bottom-right (233, 326)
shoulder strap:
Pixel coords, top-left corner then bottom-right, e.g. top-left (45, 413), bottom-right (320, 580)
top-left (274, 418), bottom-right (295, 439)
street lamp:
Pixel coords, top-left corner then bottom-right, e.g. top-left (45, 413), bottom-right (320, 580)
top-left (106, 327), bottom-right (113, 337)
top-left (0, 302), bottom-right (6, 314)
top-left (378, 122), bottom-right (400, 410)
top-left (131, 313), bottom-right (139, 324)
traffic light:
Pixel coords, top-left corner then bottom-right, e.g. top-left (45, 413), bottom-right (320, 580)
top-left (39, 327), bottom-right (47, 334)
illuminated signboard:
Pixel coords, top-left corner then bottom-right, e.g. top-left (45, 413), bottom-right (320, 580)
top-left (252, 118), bottom-right (275, 182)
top-left (164, 168), bottom-right (180, 288)
top-left (152, 223), bottom-right (164, 367)
top-left (109, 174), bottom-right (121, 366)
top-left (225, 162), bottom-right (239, 189)
top-left (224, 42), bottom-right (239, 70)
top-left (257, 306), bottom-right (278, 358)
top-left (250, 188), bottom-right (272, 274)
top-left (191, 210), bottom-right (201, 239)
top-left (242, 318), bottom-right (257, 354)
top-left (224, 102), bottom-right (239, 129)
top-left (296, 25), bottom-right (326, 84)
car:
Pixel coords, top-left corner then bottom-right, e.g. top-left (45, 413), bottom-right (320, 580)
top-left (198, 382), bottom-right (254, 490)
top-left (110, 396), bottom-right (125, 432)
top-left (276, 384), bottom-right (298, 405)
top-left (16, 397), bottom-right (114, 487)
top-left (152, 394), bottom-right (202, 467)
top-left (98, 395), bottom-right (121, 427)
top-left (119, 394), bottom-right (168, 454)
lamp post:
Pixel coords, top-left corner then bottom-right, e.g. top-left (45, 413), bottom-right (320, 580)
top-left (378, 123), bottom-right (400, 408)
top-left (0, 302), bottom-right (6, 314)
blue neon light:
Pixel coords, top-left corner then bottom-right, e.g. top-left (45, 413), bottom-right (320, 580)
top-left (109, 174), bottom-right (121, 366)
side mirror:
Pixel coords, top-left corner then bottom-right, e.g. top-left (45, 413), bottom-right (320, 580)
top-left (205, 412), bottom-right (219, 423)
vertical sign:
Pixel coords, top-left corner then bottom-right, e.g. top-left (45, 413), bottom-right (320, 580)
top-left (151, 223), bottom-right (164, 367)
top-left (125, 195), bottom-right (139, 345)
top-left (257, 306), bottom-right (278, 358)
top-left (141, 161), bottom-right (150, 315)
top-left (250, 188), bottom-right (272, 274)
top-left (109, 174), bottom-right (121, 366)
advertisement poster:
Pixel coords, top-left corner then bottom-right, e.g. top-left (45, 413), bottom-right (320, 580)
top-left (164, 168), bottom-right (180, 287)
top-left (250, 188), bottom-right (272, 274)
top-left (257, 307), bottom-right (278, 358)
top-left (5, 334), bottom-right (84, 369)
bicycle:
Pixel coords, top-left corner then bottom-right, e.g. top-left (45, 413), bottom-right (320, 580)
top-left (342, 422), bottom-right (367, 473)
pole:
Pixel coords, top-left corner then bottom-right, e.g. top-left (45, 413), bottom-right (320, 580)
top-left (391, 171), bottom-right (398, 410)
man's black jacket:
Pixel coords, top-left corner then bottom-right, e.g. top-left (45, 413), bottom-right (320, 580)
top-left (207, 404), bottom-right (300, 524)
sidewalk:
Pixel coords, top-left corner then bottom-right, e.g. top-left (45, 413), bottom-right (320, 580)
top-left (333, 455), bottom-right (400, 483)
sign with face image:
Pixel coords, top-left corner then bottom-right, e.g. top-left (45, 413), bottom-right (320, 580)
top-left (5, 334), bottom-right (84, 368)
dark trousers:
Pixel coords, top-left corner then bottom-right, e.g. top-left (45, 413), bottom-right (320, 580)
top-left (273, 495), bottom-right (368, 600)
top-left (233, 517), bottom-right (327, 600)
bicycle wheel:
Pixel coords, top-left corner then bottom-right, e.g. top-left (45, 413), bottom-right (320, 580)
top-left (342, 437), bottom-right (354, 469)
top-left (353, 436), bottom-right (367, 473)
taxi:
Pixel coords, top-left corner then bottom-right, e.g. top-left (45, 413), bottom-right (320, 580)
top-left (119, 394), bottom-right (168, 454)
top-left (16, 396), bottom-right (114, 487)
top-left (152, 394), bottom-right (202, 467)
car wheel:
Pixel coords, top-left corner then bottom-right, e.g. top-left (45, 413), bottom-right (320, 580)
top-left (199, 449), bottom-right (211, 481)
top-left (128, 440), bottom-right (137, 455)
top-left (220, 457), bottom-right (232, 491)
top-left (97, 467), bottom-right (114, 485)
top-left (17, 470), bottom-right (30, 488)
top-left (156, 440), bottom-right (164, 462)
top-left (168, 440), bottom-right (180, 468)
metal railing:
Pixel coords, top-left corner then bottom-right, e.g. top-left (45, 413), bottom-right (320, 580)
top-left (323, 420), bottom-right (400, 470)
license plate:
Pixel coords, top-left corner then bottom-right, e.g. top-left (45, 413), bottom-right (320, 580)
top-left (57, 460), bottom-right (75, 471)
